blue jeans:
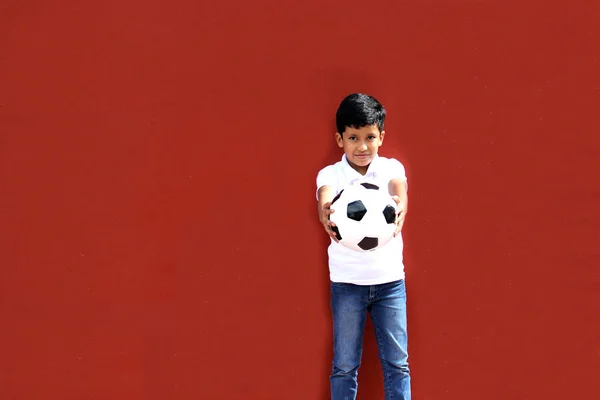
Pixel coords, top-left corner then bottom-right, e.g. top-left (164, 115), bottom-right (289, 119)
top-left (330, 279), bottom-right (411, 400)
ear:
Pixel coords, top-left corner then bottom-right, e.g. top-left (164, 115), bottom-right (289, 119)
top-left (379, 130), bottom-right (385, 145)
top-left (335, 132), bottom-right (344, 148)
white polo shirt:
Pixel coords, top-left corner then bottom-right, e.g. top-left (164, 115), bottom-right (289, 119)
top-left (316, 154), bottom-right (408, 285)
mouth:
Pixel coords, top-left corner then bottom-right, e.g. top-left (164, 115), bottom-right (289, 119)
top-left (355, 153), bottom-right (370, 159)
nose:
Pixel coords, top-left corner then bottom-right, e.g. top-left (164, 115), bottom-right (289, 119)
top-left (358, 142), bottom-right (367, 151)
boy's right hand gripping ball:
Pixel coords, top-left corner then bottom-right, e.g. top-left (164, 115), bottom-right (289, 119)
top-left (328, 182), bottom-right (398, 252)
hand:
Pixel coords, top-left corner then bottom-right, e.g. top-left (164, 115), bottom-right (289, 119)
top-left (319, 202), bottom-right (340, 242)
top-left (391, 195), bottom-right (406, 237)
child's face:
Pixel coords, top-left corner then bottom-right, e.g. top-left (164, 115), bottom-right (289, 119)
top-left (335, 124), bottom-right (385, 174)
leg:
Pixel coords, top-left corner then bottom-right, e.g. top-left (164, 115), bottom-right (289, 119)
top-left (370, 280), bottom-right (411, 400)
top-left (330, 281), bottom-right (368, 400)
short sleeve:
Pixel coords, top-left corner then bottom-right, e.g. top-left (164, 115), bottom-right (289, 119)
top-left (316, 165), bottom-right (337, 200)
top-left (387, 158), bottom-right (408, 191)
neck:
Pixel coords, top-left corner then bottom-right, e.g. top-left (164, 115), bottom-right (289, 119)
top-left (349, 161), bottom-right (369, 176)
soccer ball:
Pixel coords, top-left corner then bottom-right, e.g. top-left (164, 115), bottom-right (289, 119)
top-left (329, 182), bottom-right (398, 252)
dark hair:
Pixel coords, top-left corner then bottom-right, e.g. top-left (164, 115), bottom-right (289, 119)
top-left (335, 93), bottom-right (386, 135)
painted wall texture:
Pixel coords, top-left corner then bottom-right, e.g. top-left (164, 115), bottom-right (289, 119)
top-left (1, 1), bottom-right (598, 399)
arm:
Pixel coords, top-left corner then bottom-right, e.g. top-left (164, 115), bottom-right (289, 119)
top-left (388, 178), bottom-right (408, 236)
top-left (317, 185), bottom-right (340, 242)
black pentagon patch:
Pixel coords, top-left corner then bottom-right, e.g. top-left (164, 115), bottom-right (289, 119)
top-left (358, 237), bottom-right (378, 251)
top-left (383, 205), bottom-right (397, 224)
top-left (331, 225), bottom-right (342, 241)
top-left (347, 200), bottom-right (367, 221)
top-left (360, 182), bottom-right (379, 190)
top-left (331, 189), bottom-right (344, 205)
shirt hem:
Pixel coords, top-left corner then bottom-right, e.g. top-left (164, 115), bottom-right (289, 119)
top-left (329, 272), bottom-right (405, 286)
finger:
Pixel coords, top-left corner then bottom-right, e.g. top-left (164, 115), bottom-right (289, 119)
top-left (324, 224), bottom-right (337, 234)
top-left (393, 216), bottom-right (404, 236)
top-left (393, 222), bottom-right (403, 236)
top-left (325, 226), bottom-right (338, 240)
top-left (326, 225), bottom-right (340, 242)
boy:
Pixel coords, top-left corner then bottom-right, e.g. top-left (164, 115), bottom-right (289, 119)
top-left (316, 93), bottom-right (411, 400)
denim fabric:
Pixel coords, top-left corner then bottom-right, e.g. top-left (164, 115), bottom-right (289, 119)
top-left (330, 279), bottom-right (410, 400)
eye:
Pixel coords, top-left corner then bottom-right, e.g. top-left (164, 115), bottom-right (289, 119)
top-left (368, 136), bottom-right (376, 140)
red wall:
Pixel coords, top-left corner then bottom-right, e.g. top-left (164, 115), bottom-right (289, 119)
top-left (1, 1), bottom-right (598, 399)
